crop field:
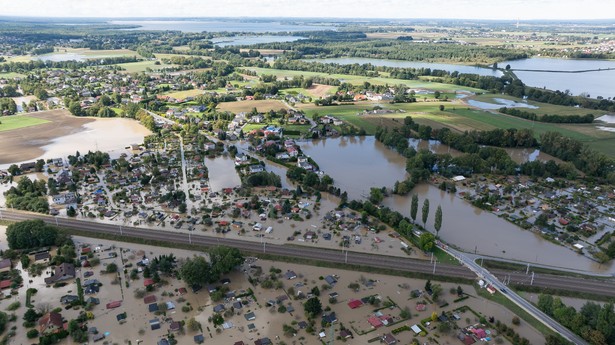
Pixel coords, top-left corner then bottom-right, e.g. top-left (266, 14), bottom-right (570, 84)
top-left (0, 115), bottom-right (51, 132)
top-left (0, 72), bottom-right (26, 79)
top-left (217, 99), bottom-right (290, 114)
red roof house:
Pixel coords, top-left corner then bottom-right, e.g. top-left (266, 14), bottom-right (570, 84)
top-left (347, 299), bottom-right (363, 309)
top-left (143, 295), bottom-right (157, 304)
top-left (368, 316), bottom-right (383, 328)
top-left (0, 280), bottom-right (11, 290)
top-left (144, 278), bottom-right (155, 287)
top-left (106, 301), bottom-right (122, 309)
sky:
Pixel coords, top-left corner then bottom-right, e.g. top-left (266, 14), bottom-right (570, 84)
top-left (1, 0), bottom-right (613, 20)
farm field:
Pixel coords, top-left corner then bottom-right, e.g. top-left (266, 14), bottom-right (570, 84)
top-left (49, 47), bottom-right (139, 58)
top-left (217, 99), bottom-right (290, 113)
top-left (0, 115), bottom-right (51, 132)
top-left (246, 67), bottom-right (486, 93)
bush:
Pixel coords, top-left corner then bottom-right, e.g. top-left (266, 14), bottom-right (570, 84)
top-left (27, 328), bottom-right (39, 338)
top-left (6, 302), bottom-right (20, 311)
top-left (512, 316), bottom-right (520, 325)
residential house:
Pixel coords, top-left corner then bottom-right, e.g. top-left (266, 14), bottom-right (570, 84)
top-left (0, 259), bottom-right (11, 273)
top-left (382, 333), bottom-right (398, 345)
top-left (45, 263), bottom-right (75, 284)
top-left (38, 312), bottom-right (64, 335)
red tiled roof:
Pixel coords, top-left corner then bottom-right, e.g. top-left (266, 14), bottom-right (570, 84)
top-left (144, 278), bottom-right (155, 287)
top-left (143, 295), bottom-right (157, 304)
top-left (347, 299), bottom-right (363, 309)
top-left (0, 280), bottom-right (11, 289)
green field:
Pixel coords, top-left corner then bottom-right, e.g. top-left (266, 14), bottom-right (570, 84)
top-left (246, 67), bottom-right (486, 93)
top-left (0, 115), bottom-right (50, 132)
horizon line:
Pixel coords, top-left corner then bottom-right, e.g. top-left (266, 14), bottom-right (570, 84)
top-left (1, 15), bottom-right (615, 22)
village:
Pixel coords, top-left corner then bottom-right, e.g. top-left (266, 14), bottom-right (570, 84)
top-left (0, 222), bottom-right (545, 345)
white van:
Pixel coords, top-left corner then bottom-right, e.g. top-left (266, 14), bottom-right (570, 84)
top-left (265, 227), bottom-right (273, 234)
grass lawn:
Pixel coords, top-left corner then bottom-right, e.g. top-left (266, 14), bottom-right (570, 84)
top-left (51, 47), bottom-right (139, 58)
top-left (217, 100), bottom-right (290, 114)
top-left (110, 107), bottom-right (123, 116)
top-left (472, 93), bottom-right (603, 116)
top-left (0, 115), bottom-right (50, 132)
top-left (246, 67), bottom-right (485, 93)
top-left (164, 89), bottom-right (205, 100)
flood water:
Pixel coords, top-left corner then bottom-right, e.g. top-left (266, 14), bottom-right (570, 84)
top-left (382, 184), bottom-right (611, 273)
top-left (300, 136), bottom-right (408, 200)
top-left (301, 136), bottom-right (611, 273)
top-left (0, 118), bottom-right (151, 170)
top-left (303, 57), bottom-right (504, 77)
top-left (467, 98), bottom-right (539, 110)
top-left (500, 58), bottom-right (615, 99)
top-left (204, 155), bottom-right (241, 192)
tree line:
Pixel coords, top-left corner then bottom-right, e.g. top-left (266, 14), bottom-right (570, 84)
top-left (537, 294), bottom-right (615, 345)
top-left (499, 107), bottom-right (595, 124)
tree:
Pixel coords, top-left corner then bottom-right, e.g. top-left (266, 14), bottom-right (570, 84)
top-left (434, 205), bottom-right (442, 237)
top-left (421, 199), bottom-right (430, 227)
top-left (418, 233), bottom-right (435, 252)
top-left (180, 256), bottom-right (212, 286)
top-left (304, 297), bottom-right (322, 318)
top-left (410, 194), bottom-right (419, 222)
top-left (425, 280), bottom-right (432, 293)
top-left (431, 283), bottom-right (443, 301)
top-left (208, 246), bottom-right (244, 278)
top-left (23, 308), bottom-right (39, 323)
top-left (434, 91), bottom-right (441, 99)
top-left (456, 285), bottom-right (463, 297)
top-left (186, 317), bottom-right (201, 332)
top-left (7, 164), bottom-right (20, 176)
top-left (106, 263), bottom-right (118, 273)
top-left (439, 104), bottom-right (445, 111)
top-left (67, 206), bottom-right (77, 217)
top-left (6, 220), bottom-right (59, 250)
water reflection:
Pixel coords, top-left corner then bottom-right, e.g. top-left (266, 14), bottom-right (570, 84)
top-left (383, 184), bottom-right (611, 273)
top-left (204, 156), bottom-right (241, 192)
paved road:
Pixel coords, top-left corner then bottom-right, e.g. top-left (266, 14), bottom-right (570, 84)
top-left (177, 135), bottom-right (194, 213)
top-left (447, 247), bottom-right (588, 344)
top-left (144, 109), bottom-right (174, 126)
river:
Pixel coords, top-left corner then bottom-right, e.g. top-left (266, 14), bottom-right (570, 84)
top-left (300, 136), bottom-right (609, 273)
top-left (500, 57), bottom-right (615, 99)
top-left (303, 57), bottom-right (503, 77)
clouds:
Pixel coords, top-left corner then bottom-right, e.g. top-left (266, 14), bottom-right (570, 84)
top-left (0, 0), bottom-right (611, 19)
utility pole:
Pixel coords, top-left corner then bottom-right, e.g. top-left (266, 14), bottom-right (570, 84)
top-left (526, 263), bottom-right (530, 275)
top-left (432, 258), bottom-right (437, 274)
top-left (119, 225), bottom-right (123, 236)
top-left (530, 272), bottom-right (535, 285)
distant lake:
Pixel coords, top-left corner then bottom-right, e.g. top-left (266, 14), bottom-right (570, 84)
top-left (303, 57), bottom-right (503, 77)
top-left (109, 20), bottom-right (332, 33)
top-left (501, 58), bottom-right (615, 98)
top-left (212, 35), bottom-right (305, 47)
